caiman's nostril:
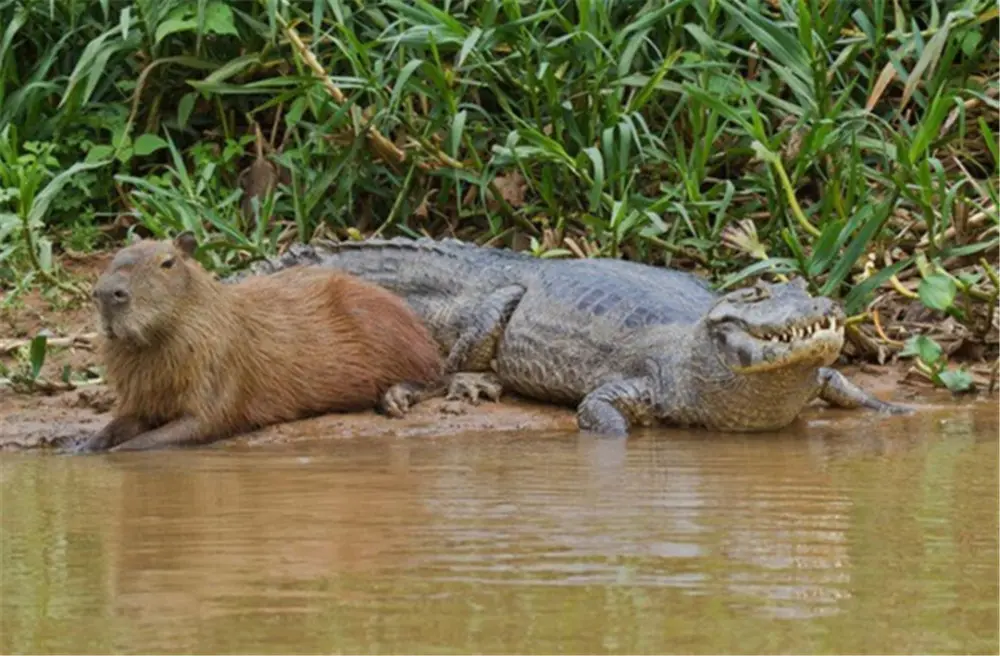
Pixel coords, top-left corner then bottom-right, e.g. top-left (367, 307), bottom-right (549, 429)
top-left (113, 288), bottom-right (129, 302)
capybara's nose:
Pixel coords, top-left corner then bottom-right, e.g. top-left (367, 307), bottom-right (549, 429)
top-left (94, 280), bottom-right (130, 307)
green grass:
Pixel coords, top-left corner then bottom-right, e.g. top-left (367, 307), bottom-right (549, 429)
top-left (0, 0), bottom-right (997, 390)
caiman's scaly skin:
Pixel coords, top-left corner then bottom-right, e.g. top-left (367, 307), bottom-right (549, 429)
top-left (230, 237), bottom-right (912, 435)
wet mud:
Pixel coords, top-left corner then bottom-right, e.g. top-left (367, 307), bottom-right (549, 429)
top-left (0, 362), bottom-right (983, 452)
top-left (0, 385), bottom-right (580, 451)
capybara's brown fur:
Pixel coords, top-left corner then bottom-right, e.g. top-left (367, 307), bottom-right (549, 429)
top-left (75, 232), bottom-right (443, 452)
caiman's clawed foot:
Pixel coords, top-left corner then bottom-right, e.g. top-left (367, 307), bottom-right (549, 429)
top-left (817, 367), bottom-right (915, 416)
top-left (576, 377), bottom-right (659, 437)
top-left (378, 381), bottom-right (441, 418)
top-left (445, 373), bottom-right (503, 405)
top-left (577, 400), bottom-right (629, 437)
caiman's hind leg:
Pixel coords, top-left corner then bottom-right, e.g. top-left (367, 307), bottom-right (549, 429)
top-left (446, 285), bottom-right (525, 373)
top-left (377, 374), bottom-right (504, 417)
top-left (816, 367), bottom-right (913, 415)
top-left (577, 378), bottom-right (657, 437)
top-left (443, 285), bottom-right (524, 405)
top-left (446, 372), bottom-right (504, 404)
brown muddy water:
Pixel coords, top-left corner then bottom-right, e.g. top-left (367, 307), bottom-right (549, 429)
top-left (1, 398), bottom-right (998, 654)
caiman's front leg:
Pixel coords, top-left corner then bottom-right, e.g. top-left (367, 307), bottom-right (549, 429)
top-left (445, 285), bottom-right (525, 402)
top-left (72, 416), bottom-right (150, 453)
top-left (816, 367), bottom-right (913, 415)
top-left (109, 415), bottom-right (212, 452)
top-left (577, 378), bottom-right (657, 437)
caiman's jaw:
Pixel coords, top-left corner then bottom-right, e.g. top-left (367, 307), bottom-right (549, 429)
top-left (706, 279), bottom-right (846, 374)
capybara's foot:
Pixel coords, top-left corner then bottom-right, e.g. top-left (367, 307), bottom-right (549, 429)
top-left (379, 381), bottom-right (436, 418)
top-left (440, 401), bottom-right (468, 416)
top-left (445, 373), bottom-right (503, 405)
top-left (70, 434), bottom-right (110, 454)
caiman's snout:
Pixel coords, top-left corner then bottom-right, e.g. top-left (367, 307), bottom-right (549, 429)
top-left (814, 296), bottom-right (845, 321)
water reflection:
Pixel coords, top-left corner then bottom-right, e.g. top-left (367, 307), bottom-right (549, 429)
top-left (2, 401), bottom-right (997, 654)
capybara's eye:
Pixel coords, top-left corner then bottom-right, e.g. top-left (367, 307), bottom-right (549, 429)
top-left (161, 258), bottom-right (175, 269)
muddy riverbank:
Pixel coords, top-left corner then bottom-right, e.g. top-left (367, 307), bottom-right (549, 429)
top-left (1, 360), bottom-right (990, 452)
top-left (2, 249), bottom-right (996, 451)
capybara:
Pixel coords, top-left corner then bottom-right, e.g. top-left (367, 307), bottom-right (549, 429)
top-left (74, 232), bottom-right (444, 452)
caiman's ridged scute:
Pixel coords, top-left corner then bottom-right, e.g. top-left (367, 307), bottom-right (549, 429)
top-left (228, 237), bottom-right (912, 434)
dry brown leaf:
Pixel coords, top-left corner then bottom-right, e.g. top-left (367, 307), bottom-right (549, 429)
top-left (461, 184), bottom-right (478, 206)
top-left (412, 190), bottom-right (435, 220)
top-left (747, 42), bottom-right (760, 81)
top-left (866, 61), bottom-right (897, 112)
top-left (541, 228), bottom-right (562, 251)
top-left (490, 171), bottom-right (527, 209)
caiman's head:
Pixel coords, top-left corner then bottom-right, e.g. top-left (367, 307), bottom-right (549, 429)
top-left (705, 278), bottom-right (845, 374)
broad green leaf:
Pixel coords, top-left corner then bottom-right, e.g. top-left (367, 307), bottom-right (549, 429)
top-left (203, 2), bottom-right (239, 37)
top-left (900, 334), bottom-right (942, 365)
top-left (133, 134), bottom-right (169, 156)
top-left (821, 197), bottom-right (896, 298)
top-left (900, 20), bottom-right (950, 109)
top-left (177, 92), bottom-right (196, 128)
top-left (86, 145), bottom-right (114, 162)
top-left (961, 29), bottom-right (982, 56)
top-left (388, 59), bottom-right (424, 114)
top-left (0, 7), bottom-right (27, 66)
top-left (938, 368), bottom-right (975, 392)
top-left (807, 220), bottom-right (846, 277)
top-left (198, 54), bottom-right (260, 87)
top-left (843, 258), bottom-right (912, 315)
top-left (285, 96), bottom-right (308, 127)
top-left (449, 110), bottom-right (467, 158)
top-left (120, 5), bottom-right (131, 40)
top-left (918, 272), bottom-right (957, 311)
top-left (29, 333), bottom-right (48, 380)
top-left (582, 148), bottom-right (604, 212)
top-left (156, 18), bottom-right (198, 43)
top-left (457, 27), bottom-right (482, 68)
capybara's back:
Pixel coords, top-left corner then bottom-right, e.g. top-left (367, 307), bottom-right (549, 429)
top-left (226, 266), bottom-right (444, 430)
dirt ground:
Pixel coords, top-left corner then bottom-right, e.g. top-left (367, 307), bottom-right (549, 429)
top-left (2, 251), bottom-right (996, 452)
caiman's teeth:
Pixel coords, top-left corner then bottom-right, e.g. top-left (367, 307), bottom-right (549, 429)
top-left (770, 336), bottom-right (779, 343)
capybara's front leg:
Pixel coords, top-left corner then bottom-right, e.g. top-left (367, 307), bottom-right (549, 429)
top-left (110, 415), bottom-right (210, 452)
top-left (73, 416), bottom-right (149, 453)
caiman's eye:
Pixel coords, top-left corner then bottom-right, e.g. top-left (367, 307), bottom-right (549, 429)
top-left (735, 283), bottom-right (770, 303)
top-left (161, 257), bottom-right (175, 269)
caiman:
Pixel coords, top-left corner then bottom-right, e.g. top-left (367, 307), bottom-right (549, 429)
top-left (229, 237), bottom-right (912, 435)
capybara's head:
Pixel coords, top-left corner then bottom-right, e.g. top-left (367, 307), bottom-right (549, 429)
top-left (92, 232), bottom-right (201, 345)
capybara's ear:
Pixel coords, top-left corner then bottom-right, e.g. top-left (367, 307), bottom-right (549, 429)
top-left (174, 231), bottom-right (198, 257)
